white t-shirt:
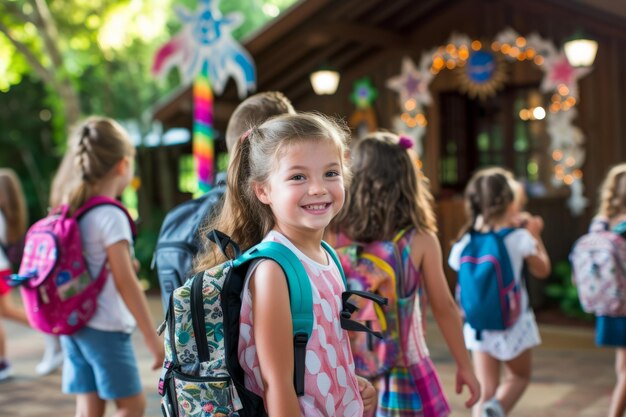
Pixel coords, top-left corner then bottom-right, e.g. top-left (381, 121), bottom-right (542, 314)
top-left (0, 211), bottom-right (10, 271)
top-left (79, 205), bottom-right (136, 333)
top-left (448, 228), bottom-right (541, 360)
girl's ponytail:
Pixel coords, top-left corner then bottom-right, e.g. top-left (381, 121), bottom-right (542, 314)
top-left (457, 168), bottom-right (514, 240)
top-left (67, 127), bottom-right (94, 212)
top-left (60, 117), bottom-right (134, 214)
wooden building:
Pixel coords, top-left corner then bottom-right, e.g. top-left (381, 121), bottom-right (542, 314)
top-left (151, 0), bottom-right (626, 295)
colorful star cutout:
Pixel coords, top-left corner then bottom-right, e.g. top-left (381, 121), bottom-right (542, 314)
top-left (152, 0), bottom-right (256, 98)
top-left (350, 78), bottom-right (378, 109)
top-left (386, 57), bottom-right (433, 109)
top-left (540, 52), bottom-right (590, 98)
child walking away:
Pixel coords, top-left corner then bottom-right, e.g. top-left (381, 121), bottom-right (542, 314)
top-left (327, 132), bottom-right (480, 417)
top-left (572, 163), bottom-right (626, 417)
top-left (448, 167), bottom-right (550, 417)
top-left (190, 113), bottom-right (377, 417)
top-left (54, 117), bottom-right (164, 416)
top-left (0, 168), bottom-right (31, 381)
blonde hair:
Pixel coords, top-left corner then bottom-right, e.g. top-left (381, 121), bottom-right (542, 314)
top-left (225, 91), bottom-right (295, 152)
top-left (0, 168), bottom-right (28, 244)
top-left (598, 163), bottom-right (626, 219)
top-left (195, 112), bottom-right (351, 271)
top-left (62, 116), bottom-right (135, 213)
top-left (335, 131), bottom-right (437, 242)
top-left (459, 166), bottom-right (515, 238)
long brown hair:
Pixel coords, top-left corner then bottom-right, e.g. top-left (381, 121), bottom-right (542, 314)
top-left (60, 116), bottom-right (135, 213)
top-left (597, 163), bottom-right (626, 219)
top-left (335, 131), bottom-right (437, 242)
top-left (458, 167), bottom-right (515, 238)
top-left (0, 168), bottom-right (28, 244)
top-left (194, 112), bottom-right (351, 271)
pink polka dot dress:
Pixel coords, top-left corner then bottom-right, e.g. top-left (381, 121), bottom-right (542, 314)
top-left (238, 231), bottom-right (364, 417)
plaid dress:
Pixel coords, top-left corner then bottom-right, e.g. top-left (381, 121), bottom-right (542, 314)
top-left (336, 230), bottom-right (451, 417)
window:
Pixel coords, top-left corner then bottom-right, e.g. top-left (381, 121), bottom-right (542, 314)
top-left (439, 85), bottom-right (550, 195)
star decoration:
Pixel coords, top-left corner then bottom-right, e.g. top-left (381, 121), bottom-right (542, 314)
top-left (152, 0), bottom-right (256, 98)
top-left (540, 52), bottom-right (590, 98)
top-left (386, 57), bottom-right (433, 109)
top-left (350, 78), bottom-right (378, 109)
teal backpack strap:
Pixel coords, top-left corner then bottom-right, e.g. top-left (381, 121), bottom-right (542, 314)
top-left (321, 240), bottom-right (347, 288)
top-left (234, 241), bottom-right (312, 396)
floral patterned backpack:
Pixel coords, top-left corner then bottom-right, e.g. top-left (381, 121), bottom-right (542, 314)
top-left (157, 230), bottom-right (384, 417)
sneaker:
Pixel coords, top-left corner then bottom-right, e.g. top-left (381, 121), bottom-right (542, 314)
top-left (36, 335), bottom-right (64, 376)
top-left (483, 398), bottom-right (506, 417)
top-left (0, 360), bottom-right (13, 382)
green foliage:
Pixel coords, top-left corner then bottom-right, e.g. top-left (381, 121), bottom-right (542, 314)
top-left (135, 221), bottom-right (162, 290)
top-left (0, 76), bottom-right (57, 217)
top-left (545, 260), bottom-right (593, 322)
top-left (0, 0), bottom-right (297, 222)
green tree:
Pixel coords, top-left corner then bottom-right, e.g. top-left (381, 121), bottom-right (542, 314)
top-left (0, 0), bottom-right (296, 211)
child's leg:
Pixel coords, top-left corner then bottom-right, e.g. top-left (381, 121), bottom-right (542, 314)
top-left (608, 348), bottom-right (626, 417)
top-left (472, 350), bottom-right (501, 417)
top-left (0, 293), bottom-right (29, 326)
top-left (496, 348), bottom-right (532, 413)
top-left (0, 317), bottom-right (5, 359)
top-left (36, 334), bottom-right (64, 376)
top-left (75, 393), bottom-right (106, 417)
top-left (113, 392), bottom-right (146, 417)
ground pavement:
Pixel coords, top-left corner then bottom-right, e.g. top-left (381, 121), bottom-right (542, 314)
top-left (0, 293), bottom-right (615, 416)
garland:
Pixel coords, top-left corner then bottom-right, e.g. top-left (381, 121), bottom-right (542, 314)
top-left (387, 28), bottom-right (592, 215)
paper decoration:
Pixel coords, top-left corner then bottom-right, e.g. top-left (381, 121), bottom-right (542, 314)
top-left (457, 49), bottom-right (507, 99)
top-left (193, 65), bottom-right (214, 193)
top-left (152, 0), bottom-right (256, 191)
top-left (349, 77), bottom-right (378, 137)
top-left (386, 27), bottom-right (593, 215)
top-left (540, 52), bottom-right (590, 99)
top-left (152, 0), bottom-right (255, 97)
top-left (386, 57), bottom-right (433, 110)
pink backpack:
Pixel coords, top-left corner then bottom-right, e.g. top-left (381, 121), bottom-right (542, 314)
top-left (8, 196), bottom-right (136, 335)
top-left (570, 221), bottom-right (626, 316)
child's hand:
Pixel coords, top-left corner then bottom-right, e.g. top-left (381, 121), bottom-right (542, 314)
top-left (524, 215), bottom-right (544, 237)
top-left (456, 366), bottom-right (480, 408)
top-left (132, 258), bottom-right (141, 273)
top-left (146, 333), bottom-right (165, 370)
top-left (357, 375), bottom-right (377, 416)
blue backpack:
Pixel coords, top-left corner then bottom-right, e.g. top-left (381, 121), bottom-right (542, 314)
top-left (457, 228), bottom-right (521, 335)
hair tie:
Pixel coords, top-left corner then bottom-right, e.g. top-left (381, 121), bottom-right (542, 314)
top-left (398, 135), bottom-right (413, 150)
top-left (240, 128), bottom-right (253, 143)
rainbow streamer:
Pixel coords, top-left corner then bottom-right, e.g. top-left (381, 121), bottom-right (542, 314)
top-left (193, 63), bottom-right (214, 194)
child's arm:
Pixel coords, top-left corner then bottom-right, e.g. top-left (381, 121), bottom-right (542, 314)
top-left (107, 240), bottom-right (165, 370)
top-left (522, 215), bottom-right (551, 278)
top-left (413, 231), bottom-right (481, 408)
top-left (249, 260), bottom-right (301, 416)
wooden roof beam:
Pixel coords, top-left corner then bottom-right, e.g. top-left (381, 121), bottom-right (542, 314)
top-left (309, 22), bottom-right (407, 48)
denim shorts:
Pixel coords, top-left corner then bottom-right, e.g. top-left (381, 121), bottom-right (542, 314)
top-left (61, 326), bottom-right (142, 400)
top-left (596, 316), bottom-right (626, 347)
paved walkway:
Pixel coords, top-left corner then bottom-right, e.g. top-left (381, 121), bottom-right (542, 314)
top-left (0, 294), bottom-right (615, 416)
